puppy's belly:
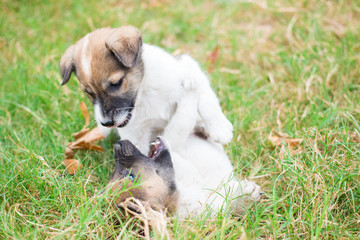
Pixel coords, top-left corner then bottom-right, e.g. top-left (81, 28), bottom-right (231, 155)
top-left (171, 153), bottom-right (210, 218)
top-left (171, 137), bottom-right (235, 218)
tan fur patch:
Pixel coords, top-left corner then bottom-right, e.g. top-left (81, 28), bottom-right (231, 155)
top-left (108, 72), bottom-right (125, 85)
top-left (60, 26), bottom-right (144, 100)
top-left (109, 171), bottom-right (178, 215)
top-left (105, 26), bottom-right (142, 68)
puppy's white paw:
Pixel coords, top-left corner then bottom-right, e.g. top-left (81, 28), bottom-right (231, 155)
top-left (240, 179), bottom-right (262, 202)
top-left (232, 179), bottom-right (262, 215)
top-left (206, 116), bottom-right (233, 144)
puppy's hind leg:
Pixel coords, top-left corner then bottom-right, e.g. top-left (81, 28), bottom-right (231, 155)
top-left (197, 91), bottom-right (233, 144)
top-left (178, 54), bottom-right (233, 144)
top-left (163, 91), bottom-right (198, 151)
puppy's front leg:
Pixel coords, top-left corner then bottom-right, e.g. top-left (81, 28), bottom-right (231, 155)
top-left (163, 91), bottom-right (198, 151)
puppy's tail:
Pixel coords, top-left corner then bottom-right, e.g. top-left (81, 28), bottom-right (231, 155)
top-left (177, 54), bottom-right (233, 144)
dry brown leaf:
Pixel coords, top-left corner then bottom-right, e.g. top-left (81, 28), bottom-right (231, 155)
top-left (64, 146), bottom-right (74, 159)
top-left (269, 131), bottom-right (303, 158)
top-left (269, 135), bottom-right (303, 148)
top-left (269, 132), bottom-right (303, 147)
top-left (79, 101), bottom-right (90, 128)
top-left (64, 159), bottom-right (83, 175)
top-left (72, 128), bottom-right (90, 139)
top-left (67, 127), bottom-right (105, 152)
top-left (63, 102), bottom-right (105, 174)
top-left (207, 45), bottom-right (220, 73)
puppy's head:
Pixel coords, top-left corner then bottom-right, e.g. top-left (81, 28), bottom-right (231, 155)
top-left (108, 137), bottom-right (178, 214)
top-left (60, 26), bottom-right (144, 128)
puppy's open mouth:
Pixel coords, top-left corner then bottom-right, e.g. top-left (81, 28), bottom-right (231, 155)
top-left (149, 137), bottom-right (165, 159)
top-left (116, 111), bottom-right (132, 128)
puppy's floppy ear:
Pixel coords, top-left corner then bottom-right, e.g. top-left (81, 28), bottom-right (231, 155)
top-left (59, 45), bottom-right (76, 86)
top-left (105, 26), bottom-right (143, 68)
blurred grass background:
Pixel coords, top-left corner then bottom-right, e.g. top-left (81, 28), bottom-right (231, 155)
top-left (0, 0), bottom-right (359, 239)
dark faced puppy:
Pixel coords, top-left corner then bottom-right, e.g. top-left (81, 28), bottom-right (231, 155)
top-left (108, 137), bottom-right (178, 215)
top-left (60, 26), bottom-right (144, 128)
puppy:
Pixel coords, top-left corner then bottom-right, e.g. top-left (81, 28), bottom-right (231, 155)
top-left (108, 136), bottom-right (262, 218)
top-left (60, 26), bottom-right (233, 154)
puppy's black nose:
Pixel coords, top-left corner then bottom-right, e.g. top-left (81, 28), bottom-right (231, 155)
top-left (101, 120), bottom-right (114, 127)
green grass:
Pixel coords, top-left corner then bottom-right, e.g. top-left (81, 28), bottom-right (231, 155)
top-left (1, 0), bottom-right (359, 239)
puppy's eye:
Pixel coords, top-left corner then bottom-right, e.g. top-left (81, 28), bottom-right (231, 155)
top-left (124, 169), bottom-right (135, 181)
top-left (110, 78), bottom-right (124, 89)
top-left (83, 89), bottom-right (95, 99)
top-left (128, 173), bottom-right (135, 181)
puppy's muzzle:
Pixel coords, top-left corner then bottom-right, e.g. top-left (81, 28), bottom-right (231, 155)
top-left (100, 110), bottom-right (132, 128)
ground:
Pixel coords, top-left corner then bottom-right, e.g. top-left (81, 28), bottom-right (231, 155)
top-left (0, 0), bottom-right (359, 239)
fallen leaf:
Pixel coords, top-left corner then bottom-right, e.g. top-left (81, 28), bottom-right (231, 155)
top-left (207, 45), bottom-right (220, 73)
top-left (269, 131), bottom-right (303, 147)
top-left (72, 128), bottom-right (90, 139)
top-left (68, 127), bottom-right (104, 149)
top-left (64, 159), bottom-right (83, 175)
top-left (65, 126), bottom-right (105, 163)
top-left (269, 131), bottom-right (303, 158)
top-left (64, 146), bottom-right (74, 159)
top-left (63, 102), bottom-right (105, 174)
top-left (79, 101), bottom-right (90, 128)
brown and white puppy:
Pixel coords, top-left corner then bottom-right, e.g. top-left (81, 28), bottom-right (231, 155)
top-left (108, 137), bottom-right (178, 215)
top-left (60, 26), bottom-right (233, 154)
top-left (108, 135), bottom-right (262, 219)
top-left (60, 27), bottom-right (143, 128)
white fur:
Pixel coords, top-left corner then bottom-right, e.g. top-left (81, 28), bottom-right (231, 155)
top-left (94, 102), bottom-right (129, 131)
top-left (157, 90), bottom-right (261, 218)
top-left (97, 44), bottom-right (233, 154)
top-left (168, 135), bottom-right (262, 218)
top-left (93, 43), bottom-right (260, 217)
top-left (80, 34), bottom-right (92, 78)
